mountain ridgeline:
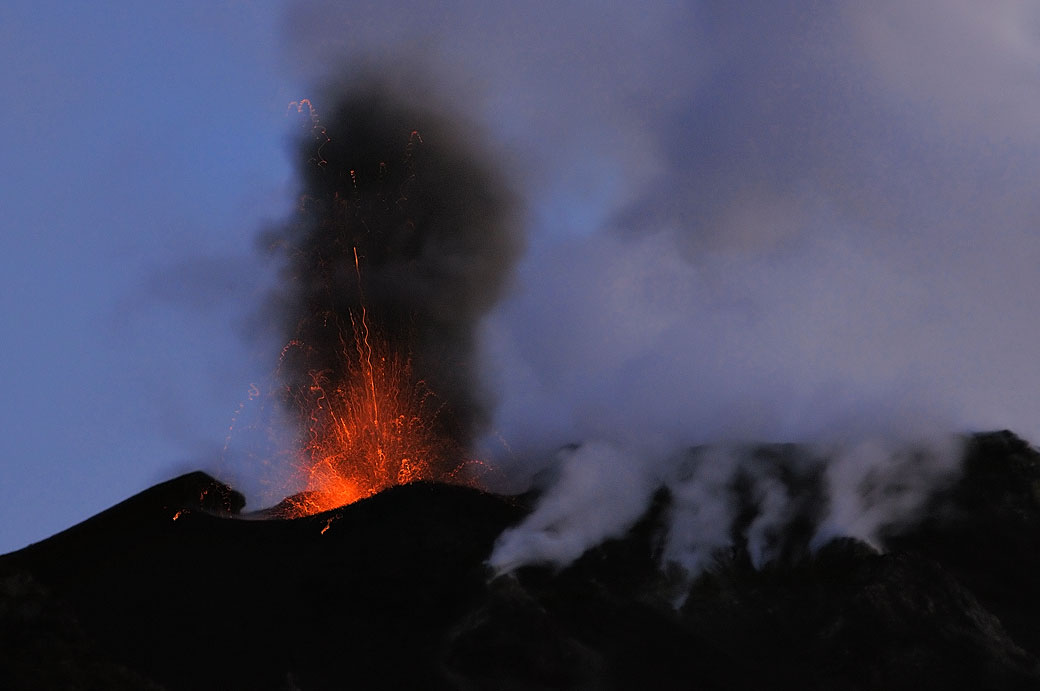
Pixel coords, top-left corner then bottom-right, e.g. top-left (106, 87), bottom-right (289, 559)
top-left (2, 430), bottom-right (1039, 690)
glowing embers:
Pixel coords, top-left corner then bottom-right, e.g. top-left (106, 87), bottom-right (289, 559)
top-left (284, 316), bottom-right (458, 517)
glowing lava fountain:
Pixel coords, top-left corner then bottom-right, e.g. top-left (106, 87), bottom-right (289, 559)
top-left (271, 90), bottom-right (518, 516)
top-left (283, 250), bottom-right (464, 517)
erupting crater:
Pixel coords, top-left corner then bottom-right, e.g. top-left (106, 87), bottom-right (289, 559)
top-left (281, 251), bottom-right (471, 516)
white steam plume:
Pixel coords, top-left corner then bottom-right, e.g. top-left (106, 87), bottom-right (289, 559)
top-left (491, 435), bottom-right (961, 578)
top-left (488, 441), bottom-right (661, 574)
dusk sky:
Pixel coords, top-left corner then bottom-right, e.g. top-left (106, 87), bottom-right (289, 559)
top-left (1, 1), bottom-right (296, 551)
top-left (4, 1), bottom-right (1040, 555)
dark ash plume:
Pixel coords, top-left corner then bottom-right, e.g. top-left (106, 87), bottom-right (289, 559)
top-left (268, 79), bottom-right (522, 452)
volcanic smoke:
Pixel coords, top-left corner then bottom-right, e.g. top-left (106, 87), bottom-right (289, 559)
top-left (252, 0), bottom-right (1040, 580)
top-left (257, 76), bottom-right (969, 578)
top-left (267, 81), bottom-right (522, 512)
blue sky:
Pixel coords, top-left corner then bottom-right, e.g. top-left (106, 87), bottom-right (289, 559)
top-left (4, 1), bottom-right (1040, 554)
top-left (1, 1), bottom-right (297, 551)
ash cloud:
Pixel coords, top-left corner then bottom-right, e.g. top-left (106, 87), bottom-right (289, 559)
top-left (281, 2), bottom-right (1040, 573)
top-left (267, 76), bottom-right (522, 451)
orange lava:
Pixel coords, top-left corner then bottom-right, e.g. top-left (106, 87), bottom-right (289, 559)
top-left (283, 250), bottom-right (461, 517)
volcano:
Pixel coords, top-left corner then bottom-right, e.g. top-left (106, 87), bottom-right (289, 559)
top-left (2, 430), bottom-right (1040, 690)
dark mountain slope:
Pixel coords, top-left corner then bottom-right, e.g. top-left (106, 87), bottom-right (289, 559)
top-left (2, 431), bottom-right (1040, 690)
top-left (2, 476), bottom-right (521, 690)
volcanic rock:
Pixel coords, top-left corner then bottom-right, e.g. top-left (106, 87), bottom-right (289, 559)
top-left (2, 431), bottom-right (1040, 690)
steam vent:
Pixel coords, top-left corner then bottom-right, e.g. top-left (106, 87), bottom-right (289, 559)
top-left (2, 430), bottom-right (1040, 690)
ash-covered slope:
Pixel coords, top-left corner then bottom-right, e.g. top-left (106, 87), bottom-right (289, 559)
top-left (3, 431), bottom-right (1040, 690)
